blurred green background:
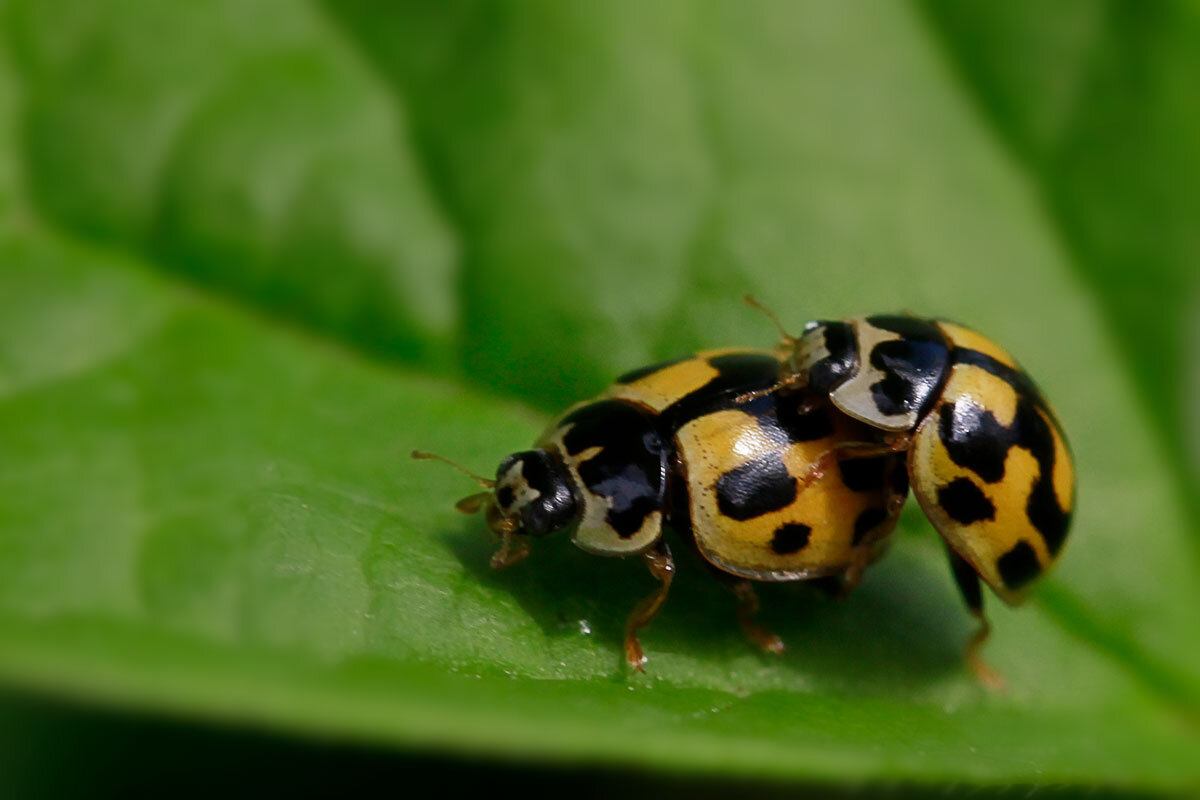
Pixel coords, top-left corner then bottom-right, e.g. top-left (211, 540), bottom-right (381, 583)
top-left (1, 0), bottom-right (1199, 795)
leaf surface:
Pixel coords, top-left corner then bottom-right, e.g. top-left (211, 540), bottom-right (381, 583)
top-left (1, 0), bottom-right (1198, 790)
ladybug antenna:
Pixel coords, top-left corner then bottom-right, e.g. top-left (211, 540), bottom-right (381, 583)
top-left (411, 450), bottom-right (496, 489)
top-left (744, 294), bottom-right (798, 346)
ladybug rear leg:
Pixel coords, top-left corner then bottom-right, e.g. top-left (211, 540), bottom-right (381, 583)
top-left (701, 566), bottom-right (786, 655)
top-left (838, 477), bottom-right (908, 598)
top-left (731, 580), bottom-right (786, 655)
top-left (947, 545), bottom-right (1006, 691)
top-left (624, 540), bottom-right (675, 672)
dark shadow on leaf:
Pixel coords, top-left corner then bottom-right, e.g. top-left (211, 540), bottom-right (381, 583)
top-left (444, 513), bottom-right (966, 689)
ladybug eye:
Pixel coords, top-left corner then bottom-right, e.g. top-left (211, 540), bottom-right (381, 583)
top-left (492, 454), bottom-right (525, 516)
top-left (495, 485), bottom-right (516, 510)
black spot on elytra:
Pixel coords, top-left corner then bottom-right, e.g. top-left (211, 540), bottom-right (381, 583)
top-left (938, 387), bottom-right (1070, 555)
top-left (771, 523), bottom-right (811, 554)
top-left (866, 314), bottom-right (942, 338)
top-left (953, 348), bottom-right (1054, 423)
top-left (706, 353), bottom-right (784, 397)
top-left (937, 402), bottom-right (1010, 484)
top-left (714, 388), bottom-right (837, 455)
top-left (864, 316), bottom-right (950, 420)
top-left (838, 457), bottom-right (889, 492)
top-left (560, 400), bottom-right (667, 538)
top-left (997, 540), bottom-right (1041, 591)
top-left (716, 453), bottom-right (797, 521)
top-left (806, 321), bottom-right (858, 394)
top-left (936, 477), bottom-right (995, 525)
top-left (1027, 475), bottom-right (1071, 556)
top-left (615, 356), bottom-right (689, 385)
top-left (660, 352), bottom-right (780, 431)
top-left (852, 507), bottom-right (888, 546)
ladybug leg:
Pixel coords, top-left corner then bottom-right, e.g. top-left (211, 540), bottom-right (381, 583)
top-left (699, 562), bottom-right (785, 654)
top-left (838, 541), bottom-right (891, 598)
top-left (732, 373), bottom-right (805, 406)
top-left (838, 480), bottom-right (908, 598)
top-left (806, 576), bottom-right (844, 598)
top-left (489, 528), bottom-right (530, 570)
top-left (946, 545), bottom-right (1006, 692)
top-left (838, 556), bottom-right (871, 598)
top-left (795, 435), bottom-right (911, 495)
top-left (731, 581), bottom-right (786, 655)
top-left (455, 491), bottom-right (492, 514)
top-left (624, 540), bottom-right (675, 672)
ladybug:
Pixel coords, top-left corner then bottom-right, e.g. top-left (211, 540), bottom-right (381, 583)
top-left (769, 310), bottom-right (1075, 686)
top-left (416, 348), bottom-right (908, 671)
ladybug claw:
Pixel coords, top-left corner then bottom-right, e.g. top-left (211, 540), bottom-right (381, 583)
top-left (624, 637), bottom-right (648, 672)
top-left (761, 635), bottom-right (786, 655)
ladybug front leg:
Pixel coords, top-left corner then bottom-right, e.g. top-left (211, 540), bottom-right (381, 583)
top-left (946, 545), bottom-right (1006, 691)
top-left (794, 434), bottom-right (912, 497)
top-left (623, 540), bottom-right (675, 672)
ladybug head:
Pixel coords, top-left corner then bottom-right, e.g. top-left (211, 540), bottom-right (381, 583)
top-left (794, 319), bottom-right (858, 395)
top-left (412, 448), bottom-right (580, 569)
top-left (490, 450), bottom-right (580, 539)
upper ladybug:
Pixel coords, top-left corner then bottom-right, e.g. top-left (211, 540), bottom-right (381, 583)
top-left (783, 314), bottom-right (1075, 614)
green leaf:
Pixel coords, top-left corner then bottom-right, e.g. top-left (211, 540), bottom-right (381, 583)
top-left (2, 0), bottom-right (1199, 792)
top-left (1192, 306), bottom-right (1200, 474)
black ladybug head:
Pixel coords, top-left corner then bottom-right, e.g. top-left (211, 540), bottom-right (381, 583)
top-left (796, 319), bottom-right (858, 395)
top-left (491, 449), bottom-right (580, 537)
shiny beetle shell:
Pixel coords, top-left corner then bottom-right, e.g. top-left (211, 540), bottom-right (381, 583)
top-left (792, 315), bottom-right (1075, 602)
top-left (531, 348), bottom-right (905, 580)
top-left (670, 384), bottom-right (905, 581)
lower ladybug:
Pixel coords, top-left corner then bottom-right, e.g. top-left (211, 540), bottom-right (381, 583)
top-left (416, 348), bottom-right (908, 671)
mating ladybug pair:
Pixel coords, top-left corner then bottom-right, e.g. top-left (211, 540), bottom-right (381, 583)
top-left (416, 301), bottom-right (1074, 686)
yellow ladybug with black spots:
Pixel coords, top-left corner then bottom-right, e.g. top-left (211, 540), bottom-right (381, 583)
top-left (417, 348), bottom-right (908, 671)
top-left (774, 312), bottom-right (1075, 686)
